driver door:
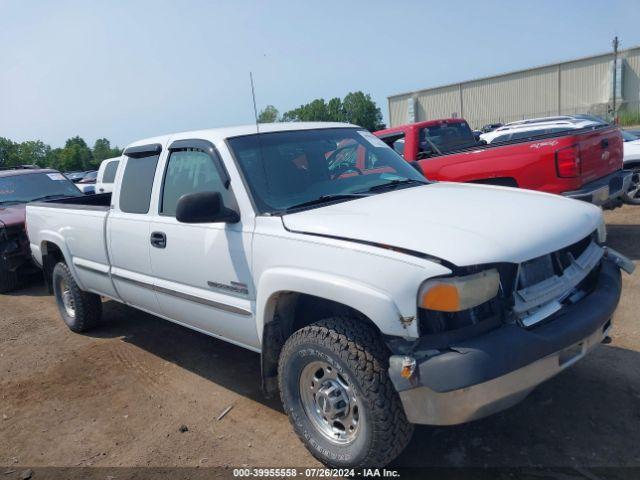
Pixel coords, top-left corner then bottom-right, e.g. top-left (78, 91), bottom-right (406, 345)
top-left (148, 139), bottom-right (257, 349)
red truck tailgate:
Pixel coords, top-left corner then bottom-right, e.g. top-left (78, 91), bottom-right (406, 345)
top-left (576, 126), bottom-right (623, 184)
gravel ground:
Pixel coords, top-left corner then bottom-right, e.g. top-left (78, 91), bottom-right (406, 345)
top-left (1, 206), bottom-right (639, 470)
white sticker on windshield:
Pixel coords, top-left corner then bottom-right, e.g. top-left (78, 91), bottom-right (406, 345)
top-left (46, 173), bottom-right (66, 181)
top-left (358, 130), bottom-right (389, 149)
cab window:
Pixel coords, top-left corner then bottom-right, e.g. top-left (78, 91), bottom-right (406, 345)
top-left (102, 160), bottom-right (119, 184)
top-left (119, 154), bottom-right (159, 214)
top-left (160, 149), bottom-right (231, 217)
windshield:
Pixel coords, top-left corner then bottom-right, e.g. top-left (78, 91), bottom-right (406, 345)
top-left (228, 128), bottom-right (426, 213)
top-left (419, 122), bottom-right (477, 154)
top-left (622, 130), bottom-right (639, 142)
top-left (0, 172), bottom-right (82, 205)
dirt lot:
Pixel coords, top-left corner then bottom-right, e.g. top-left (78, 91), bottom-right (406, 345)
top-left (1, 206), bottom-right (639, 470)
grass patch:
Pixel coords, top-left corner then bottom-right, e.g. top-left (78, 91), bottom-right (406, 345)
top-left (618, 109), bottom-right (640, 126)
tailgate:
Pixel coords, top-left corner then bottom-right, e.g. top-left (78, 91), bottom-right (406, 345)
top-left (577, 127), bottom-right (623, 185)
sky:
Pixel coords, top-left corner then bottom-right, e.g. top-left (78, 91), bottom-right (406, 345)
top-left (1, 0), bottom-right (639, 148)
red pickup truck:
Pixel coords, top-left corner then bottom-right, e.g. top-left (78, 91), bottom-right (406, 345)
top-left (374, 119), bottom-right (631, 207)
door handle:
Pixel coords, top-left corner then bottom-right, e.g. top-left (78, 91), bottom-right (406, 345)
top-left (150, 231), bottom-right (167, 249)
top-left (601, 138), bottom-right (609, 149)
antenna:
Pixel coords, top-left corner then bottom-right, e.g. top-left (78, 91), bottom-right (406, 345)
top-left (250, 72), bottom-right (260, 134)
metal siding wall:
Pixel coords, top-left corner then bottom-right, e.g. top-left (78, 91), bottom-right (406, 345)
top-left (389, 46), bottom-right (640, 128)
top-left (622, 47), bottom-right (640, 105)
top-left (389, 93), bottom-right (411, 127)
top-left (462, 66), bottom-right (559, 128)
top-left (559, 55), bottom-right (611, 114)
top-left (416, 85), bottom-right (461, 120)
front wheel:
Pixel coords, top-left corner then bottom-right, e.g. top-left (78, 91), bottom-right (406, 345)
top-left (278, 317), bottom-right (413, 467)
top-left (52, 262), bottom-right (102, 332)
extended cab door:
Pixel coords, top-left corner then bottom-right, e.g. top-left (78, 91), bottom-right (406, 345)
top-left (107, 144), bottom-right (163, 314)
top-left (148, 139), bottom-right (258, 349)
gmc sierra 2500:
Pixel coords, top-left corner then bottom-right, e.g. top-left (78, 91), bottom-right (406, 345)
top-left (26, 123), bottom-right (633, 467)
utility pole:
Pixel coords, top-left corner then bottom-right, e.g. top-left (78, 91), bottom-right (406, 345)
top-left (612, 36), bottom-right (619, 121)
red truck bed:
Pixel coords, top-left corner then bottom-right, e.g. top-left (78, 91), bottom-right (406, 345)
top-left (374, 119), bottom-right (631, 207)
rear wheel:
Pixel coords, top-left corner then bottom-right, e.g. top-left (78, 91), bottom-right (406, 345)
top-left (278, 317), bottom-right (413, 467)
top-left (52, 262), bottom-right (102, 332)
top-left (623, 167), bottom-right (640, 205)
top-left (0, 266), bottom-right (19, 293)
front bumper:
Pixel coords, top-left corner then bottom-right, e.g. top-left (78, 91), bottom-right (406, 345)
top-left (562, 169), bottom-right (632, 206)
top-left (389, 258), bottom-right (623, 426)
top-left (0, 231), bottom-right (32, 273)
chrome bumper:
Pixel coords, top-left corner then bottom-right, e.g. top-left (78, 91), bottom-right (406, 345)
top-left (395, 322), bottom-right (610, 425)
top-left (563, 170), bottom-right (633, 206)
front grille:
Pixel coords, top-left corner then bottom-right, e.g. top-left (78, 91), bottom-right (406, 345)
top-left (517, 232), bottom-right (594, 290)
top-left (514, 232), bottom-right (601, 328)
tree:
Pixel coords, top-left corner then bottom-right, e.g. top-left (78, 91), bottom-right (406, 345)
top-left (16, 140), bottom-right (51, 167)
top-left (257, 105), bottom-right (279, 123)
top-left (46, 148), bottom-right (64, 170)
top-left (93, 138), bottom-right (113, 162)
top-left (341, 92), bottom-right (384, 131)
top-left (326, 97), bottom-right (344, 123)
top-left (59, 136), bottom-right (93, 171)
top-left (281, 92), bottom-right (384, 131)
top-left (0, 137), bottom-right (18, 167)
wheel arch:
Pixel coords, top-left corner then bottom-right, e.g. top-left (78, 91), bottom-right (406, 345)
top-left (259, 290), bottom-right (384, 396)
top-left (39, 236), bottom-right (74, 293)
top-left (623, 160), bottom-right (640, 169)
top-left (256, 268), bottom-right (408, 396)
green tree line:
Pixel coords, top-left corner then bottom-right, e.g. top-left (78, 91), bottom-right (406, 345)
top-left (257, 91), bottom-right (385, 131)
top-left (0, 136), bottom-right (122, 172)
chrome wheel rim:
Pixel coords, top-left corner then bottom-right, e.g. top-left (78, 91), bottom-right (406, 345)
top-left (59, 278), bottom-right (76, 318)
top-left (299, 361), bottom-right (360, 444)
top-left (627, 170), bottom-right (640, 199)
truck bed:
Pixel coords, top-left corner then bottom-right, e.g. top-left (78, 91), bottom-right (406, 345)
top-left (420, 125), bottom-right (623, 195)
top-left (29, 192), bottom-right (112, 210)
top-left (26, 193), bottom-right (116, 299)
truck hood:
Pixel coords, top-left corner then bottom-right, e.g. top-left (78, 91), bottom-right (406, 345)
top-left (0, 204), bottom-right (26, 228)
top-left (282, 182), bottom-right (602, 266)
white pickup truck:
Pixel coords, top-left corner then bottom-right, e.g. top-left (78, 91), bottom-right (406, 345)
top-left (26, 122), bottom-right (633, 467)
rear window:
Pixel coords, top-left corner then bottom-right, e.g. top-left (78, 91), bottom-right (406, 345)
top-left (119, 155), bottom-right (159, 214)
top-left (102, 160), bottom-right (119, 184)
top-left (419, 122), bottom-right (476, 153)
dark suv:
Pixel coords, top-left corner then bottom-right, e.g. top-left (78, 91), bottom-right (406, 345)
top-left (0, 168), bottom-right (83, 292)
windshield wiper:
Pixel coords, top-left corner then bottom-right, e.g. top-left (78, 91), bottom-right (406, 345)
top-left (282, 193), bottom-right (369, 212)
top-left (361, 178), bottom-right (427, 193)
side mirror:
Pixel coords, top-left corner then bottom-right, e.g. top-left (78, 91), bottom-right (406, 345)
top-left (175, 191), bottom-right (239, 224)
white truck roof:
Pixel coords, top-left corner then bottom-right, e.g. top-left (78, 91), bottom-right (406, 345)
top-left (125, 122), bottom-right (358, 150)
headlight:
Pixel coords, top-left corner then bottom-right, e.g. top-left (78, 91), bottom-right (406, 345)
top-left (418, 269), bottom-right (500, 312)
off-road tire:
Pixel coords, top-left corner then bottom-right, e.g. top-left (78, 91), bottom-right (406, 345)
top-left (0, 266), bottom-right (19, 293)
top-left (278, 317), bottom-right (414, 467)
top-left (52, 262), bottom-right (102, 332)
